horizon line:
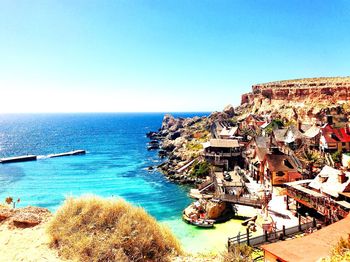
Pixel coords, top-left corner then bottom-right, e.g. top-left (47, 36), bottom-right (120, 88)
top-left (0, 111), bottom-right (213, 114)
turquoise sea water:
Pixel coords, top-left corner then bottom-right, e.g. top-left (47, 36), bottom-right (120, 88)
top-left (0, 113), bottom-right (247, 253)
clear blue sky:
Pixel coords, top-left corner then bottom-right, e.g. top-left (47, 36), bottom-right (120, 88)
top-left (1, 0), bottom-right (350, 113)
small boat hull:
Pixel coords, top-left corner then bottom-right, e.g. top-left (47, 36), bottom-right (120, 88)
top-left (192, 220), bottom-right (214, 228)
top-left (182, 212), bottom-right (214, 228)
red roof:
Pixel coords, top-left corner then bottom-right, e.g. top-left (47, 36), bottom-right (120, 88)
top-left (321, 123), bottom-right (350, 143)
top-left (288, 172), bottom-right (302, 181)
top-left (256, 121), bottom-right (266, 127)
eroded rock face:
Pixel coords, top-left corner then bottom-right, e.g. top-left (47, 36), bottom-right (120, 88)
top-left (242, 77), bottom-right (350, 105)
top-left (239, 77), bottom-right (350, 123)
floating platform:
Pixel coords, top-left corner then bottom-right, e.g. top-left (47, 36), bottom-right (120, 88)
top-left (48, 150), bottom-right (86, 158)
top-left (0, 155), bottom-right (37, 164)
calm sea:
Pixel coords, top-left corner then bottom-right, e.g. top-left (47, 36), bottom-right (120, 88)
top-left (0, 113), bottom-right (240, 252)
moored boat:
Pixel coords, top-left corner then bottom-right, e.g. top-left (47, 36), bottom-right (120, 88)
top-left (182, 211), bottom-right (215, 228)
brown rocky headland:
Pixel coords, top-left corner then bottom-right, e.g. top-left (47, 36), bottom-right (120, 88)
top-left (239, 76), bottom-right (350, 123)
top-left (241, 76), bottom-right (350, 104)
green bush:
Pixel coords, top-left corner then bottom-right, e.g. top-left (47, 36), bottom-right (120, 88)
top-left (331, 150), bottom-right (342, 163)
top-left (190, 161), bottom-right (210, 178)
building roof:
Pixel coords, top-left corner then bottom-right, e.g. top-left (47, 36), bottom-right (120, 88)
top-left (246, 113), bottom-right (265, 122)
top-left (255, 136), bottom-right (270, 149)
top-left (340, 192), bottom-right (350, 199)
top-left (219, 126), bottom-right (238, 137)
top-left (285, 179), bottom-right (314, 186)
top-left (321, 123), bottom-right (350, 143)
top-left (261, 215), bottom-right (350, 262)
top-left (256, 147), bottom-right (268, 162)
top-left (260, 122), bottom-right (270, 129)
top-left (273, 129), bottom-right (287, 143)
top-left (309, 165), bottom-right (350, 198)
top-left (284, 125), bottom-right (303, 144)
top-left (336, 200), bottom-right (350, 209)
top-left (292, 184), bottom-right (324, 198)
top-left (203, 139), bottom-right (241, 149)
top-left (265, 153), bottom-right (298, 172)
top-left (303, 125), bottom-right (321, 139)
top-left (299, 123), bottom-right (313, 133)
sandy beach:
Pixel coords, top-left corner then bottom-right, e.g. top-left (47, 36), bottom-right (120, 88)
top-left (0, 207), bottom-right (63, 262)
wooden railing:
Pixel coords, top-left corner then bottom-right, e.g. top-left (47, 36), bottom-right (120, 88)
top-left (219, 194), bottom-right (263, 208)
top-left (197, 178), bottom-right (214, 191)
top-left (204, 152), bottom-right (241, 158)
top-left (228, 220), bottom-right (316, 248)
top-left (286, 186), bottom-right (349, 220)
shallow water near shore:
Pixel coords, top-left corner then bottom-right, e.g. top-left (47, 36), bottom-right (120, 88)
top-left (0, 113), bottom-right (249, 253)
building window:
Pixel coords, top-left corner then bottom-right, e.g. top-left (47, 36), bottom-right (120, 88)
top-left (276, 171), bottom-right (284, 177)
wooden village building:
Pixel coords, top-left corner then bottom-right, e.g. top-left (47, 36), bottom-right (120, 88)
top-left (285, 165), bottom-right (350, 223)
top-left (320, 123), bottom-right (350, 152)
top-left (262, 150), bottom-right (302, 186)
top-left (302, 125), bottom-right (321, 149)
top-left (240, 113), bottom-right (265, 130)
top-left (271, 125), bottom-right (304, 150)
top-left (218, 126), bottom-right (239, 139)
top-left (244, 136), bottom-right (270, 182)
top-left (202, 139), bottom-right (242, 168)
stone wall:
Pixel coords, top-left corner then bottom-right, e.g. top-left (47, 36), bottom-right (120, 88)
top-left (241, 77), bottom-right (350, 104)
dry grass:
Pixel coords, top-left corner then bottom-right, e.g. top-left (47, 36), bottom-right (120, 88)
top-left (221, 244), bottom-right (253, 262)
top-left (47, 196), bottom-right (182, 262)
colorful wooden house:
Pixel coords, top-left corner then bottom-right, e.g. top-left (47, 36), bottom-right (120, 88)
top-left (261, 150), bottom-right (302, 186)
top-left (320, 123), bottom-right (350, 152)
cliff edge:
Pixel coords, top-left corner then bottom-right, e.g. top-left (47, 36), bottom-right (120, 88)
top-left (239, 76), bottom-right (350, 122)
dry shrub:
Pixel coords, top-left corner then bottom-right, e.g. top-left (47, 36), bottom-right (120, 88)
top-left (47, 196), bottom-right (182, 262)
top-left (221, 244), bottom-right (253, 262)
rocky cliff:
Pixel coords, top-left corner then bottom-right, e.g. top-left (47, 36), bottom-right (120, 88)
top-left (239, 77), bottom-right (350, 123)
top-left (242, 77), bottom-right (350, 104)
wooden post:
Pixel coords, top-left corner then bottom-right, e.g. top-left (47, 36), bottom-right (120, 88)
top-left (265, 230), bottom-right (268, 242)
top-left (313, 217), bottom-right (316, 228)
top-left (286, 195), bottom-right (289, 210)
top-left (246, 227), bottom-right (250, 246)
top-left (298, 214), bottom-right (301, 231)
top-left (283, 225), bottom-right (286, 236)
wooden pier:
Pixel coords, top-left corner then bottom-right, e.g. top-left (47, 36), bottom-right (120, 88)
top-left (219, 194), bottom-right (264, 208)
top-left (48, 150), bottom-right (86, 158)
top-left (195, 170), bottom-right (267, 208)
top-left (0, 155), bottom-right (37, 164)
top-left (0, 150), bottom-right (86, 164)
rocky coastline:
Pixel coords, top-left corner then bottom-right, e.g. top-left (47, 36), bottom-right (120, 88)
top-left (146, 106), bottom-right (236, 184)
top-left (146, 77), bottom-right (350, 184)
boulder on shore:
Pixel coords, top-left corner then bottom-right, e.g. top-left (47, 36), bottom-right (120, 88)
top-left (0, 205), bottom-right (51, 227)
top-left (206, 201), bottom-right (226, 219)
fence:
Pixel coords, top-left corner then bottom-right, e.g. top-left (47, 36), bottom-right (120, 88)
top-left (228, 219), bottom-right (316, 248)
